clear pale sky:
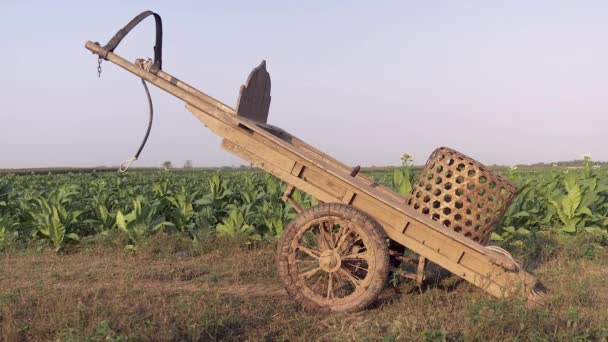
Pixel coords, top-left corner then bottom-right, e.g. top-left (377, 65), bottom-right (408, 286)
top-left (2, 1), bottom-right (607, 168)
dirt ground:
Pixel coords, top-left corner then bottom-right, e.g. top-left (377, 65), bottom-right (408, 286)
top-left (1, 236), bottom-right (607, 341)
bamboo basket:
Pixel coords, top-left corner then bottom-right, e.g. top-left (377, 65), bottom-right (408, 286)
top-left (407, 147), bottom-right (517, 245)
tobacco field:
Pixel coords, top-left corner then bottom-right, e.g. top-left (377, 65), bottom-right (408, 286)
top-left (1, 157), bottom-right (608, 253)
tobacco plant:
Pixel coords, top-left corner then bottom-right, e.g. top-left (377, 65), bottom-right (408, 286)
top-left (1, 158), bottom-right (607, 251)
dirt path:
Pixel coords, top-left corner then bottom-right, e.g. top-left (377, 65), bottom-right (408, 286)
top-left (1, 248), bottom-right (285, 300)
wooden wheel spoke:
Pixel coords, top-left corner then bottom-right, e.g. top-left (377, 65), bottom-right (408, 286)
top-left (332, 272), bottom-right (348, 297)
top-left (337, 267), bottom-right (363, 289)
top-left (317, 222), bottom-right (333, 250)
top-left (342, 261), bottom-right (369, 275)
top-left (299, 267), bottom-right (322, 280)
top-left (334, 225), bottom-right (351, 250)
top-left (310, 272), bottom-right (324, 291)
top-left (325, 221), bottom-right (337, 247)
top-left (342, 259), bottom-right (369, 269)
top-left (342, 251), bottom-right (370, 261)
top-left (302, 231), bottom-right (320, 250)
top-left (297, 246), bottom-right (321, 259)
top-left (340, 237), bottom-right (363, 254)
top-left (326, 273), bottom-right (334, 300)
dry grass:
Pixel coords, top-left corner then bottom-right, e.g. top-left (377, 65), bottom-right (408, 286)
top-left (1, 234), bottom-right (607, 341)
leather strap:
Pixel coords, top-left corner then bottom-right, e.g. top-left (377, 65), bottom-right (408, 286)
top-left (102, 11), bottom-right (163, 73)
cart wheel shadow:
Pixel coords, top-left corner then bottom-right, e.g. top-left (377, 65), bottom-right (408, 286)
top-left (371, 262), bottom-right (466, 309)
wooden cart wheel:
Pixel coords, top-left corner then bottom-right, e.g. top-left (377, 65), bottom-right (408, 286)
top-left (277, 203), bottom-right (389, 312)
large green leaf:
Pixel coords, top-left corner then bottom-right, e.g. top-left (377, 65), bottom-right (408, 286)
top-left (116, 211), bottom-right (128, 232)
top-left (48, 206), bottom-right (66, 251)
top-left (562, 174), bottom-right (582, 220)
top-left (392, 169), bottom-right (412, 196)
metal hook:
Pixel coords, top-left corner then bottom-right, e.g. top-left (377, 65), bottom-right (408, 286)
top-left (119, 157), bottom-right (137, 173)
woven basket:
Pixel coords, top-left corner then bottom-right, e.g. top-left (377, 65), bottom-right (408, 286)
top-left (407, 147), bottom-right (517, 245)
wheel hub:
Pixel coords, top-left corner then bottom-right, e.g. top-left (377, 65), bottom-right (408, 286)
top-left (319, 250), bottom-right (341, 272)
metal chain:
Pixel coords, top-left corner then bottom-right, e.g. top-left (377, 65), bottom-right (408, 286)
top-left (97, 57), bottom-right (102, 78)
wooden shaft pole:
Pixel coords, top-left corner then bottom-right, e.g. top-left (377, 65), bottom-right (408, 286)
top-left (154, 68), bottom-right (235, 114)
top-left (85, 41), bottom-right (233, 118)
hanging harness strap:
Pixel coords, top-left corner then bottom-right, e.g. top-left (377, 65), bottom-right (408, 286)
top-left (101, 10), bottom-right (163, 73)
top-left (96, 11), bottom-right (163, 172)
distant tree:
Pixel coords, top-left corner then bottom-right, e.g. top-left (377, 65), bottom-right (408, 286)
top-left (162, 161), bottom-right (173, 169)
top-left (183, 160), bottom-right (193, 169)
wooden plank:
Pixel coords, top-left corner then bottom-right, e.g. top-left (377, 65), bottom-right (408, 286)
top-left (342, 189), bottom-right (356, 205)
top-left (290, 162), bottom-right (304, 177)
top-left (416, 257), bottom-right (427, 285)
top-left (228, 117), bottom-right (494, 258)
top-left (281, 184), bottom-right (296, 201)
top-left (288, 134), bottom-right (408, 203)
top-left (153, 68), bottom-right (235, 115)
top-left (404, 222), bottom-right (468, 262)
top-left (220, 138), bottom-right (339, 204)
top-left (300, 166), bottom-right (348, 201)
top-left (350, 192), bottom-right (409, 231)
top-left (401, 221), bottom-right (411, 234)
top-left (280, 183), bottom-right (304, 214)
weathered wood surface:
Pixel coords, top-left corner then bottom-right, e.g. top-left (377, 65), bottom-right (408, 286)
top-left (187, 104), bottom-right (540, 304)
top-left (236, 60), bottom-right (271, 123)
top-left (85, 41), bottom-right (544, 306)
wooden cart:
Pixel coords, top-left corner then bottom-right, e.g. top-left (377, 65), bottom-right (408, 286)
top-left (85, 11), bottom-right (545, 312)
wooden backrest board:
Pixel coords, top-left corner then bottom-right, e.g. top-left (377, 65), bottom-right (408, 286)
top-left (236, 60), bottom-right (271, 123)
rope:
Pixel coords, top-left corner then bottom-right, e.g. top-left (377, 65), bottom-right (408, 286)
top-left (486, 245), bottom-right (521, 271)
top-left (119, 157), bottom-right (137, 173)
top-left (141, 57), bottom-right (154, 72)
top-left (117, 59), bottom-right (154, 173)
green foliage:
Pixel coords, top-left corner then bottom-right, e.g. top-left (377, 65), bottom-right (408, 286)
top-left (115, 196), bottom-right (172, 244)
top-left (420, 326), bottom-right (447, 342)
top-left (21, 186), bottom-right (82, 251)
top-left (392, 152), bottom-right (414, 196)
top-left (0, 216), bottom-right (16, 249)
top-left (2, 155), bottom-right (608, 251)
top-left (166, 192), bottom-right (195, 232)
top-left (549, 174), bottom-right (586, 232)
top-left (494, 156), bottom-right (608, 242)
top-left (0, 183), bottom-right (11, 208)
top-left (216, 207), bottom-right (258, 240)
top-left (0, 170), bottom-right (300, 249)
top-left (89, 320), bottom-right (128, 342)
